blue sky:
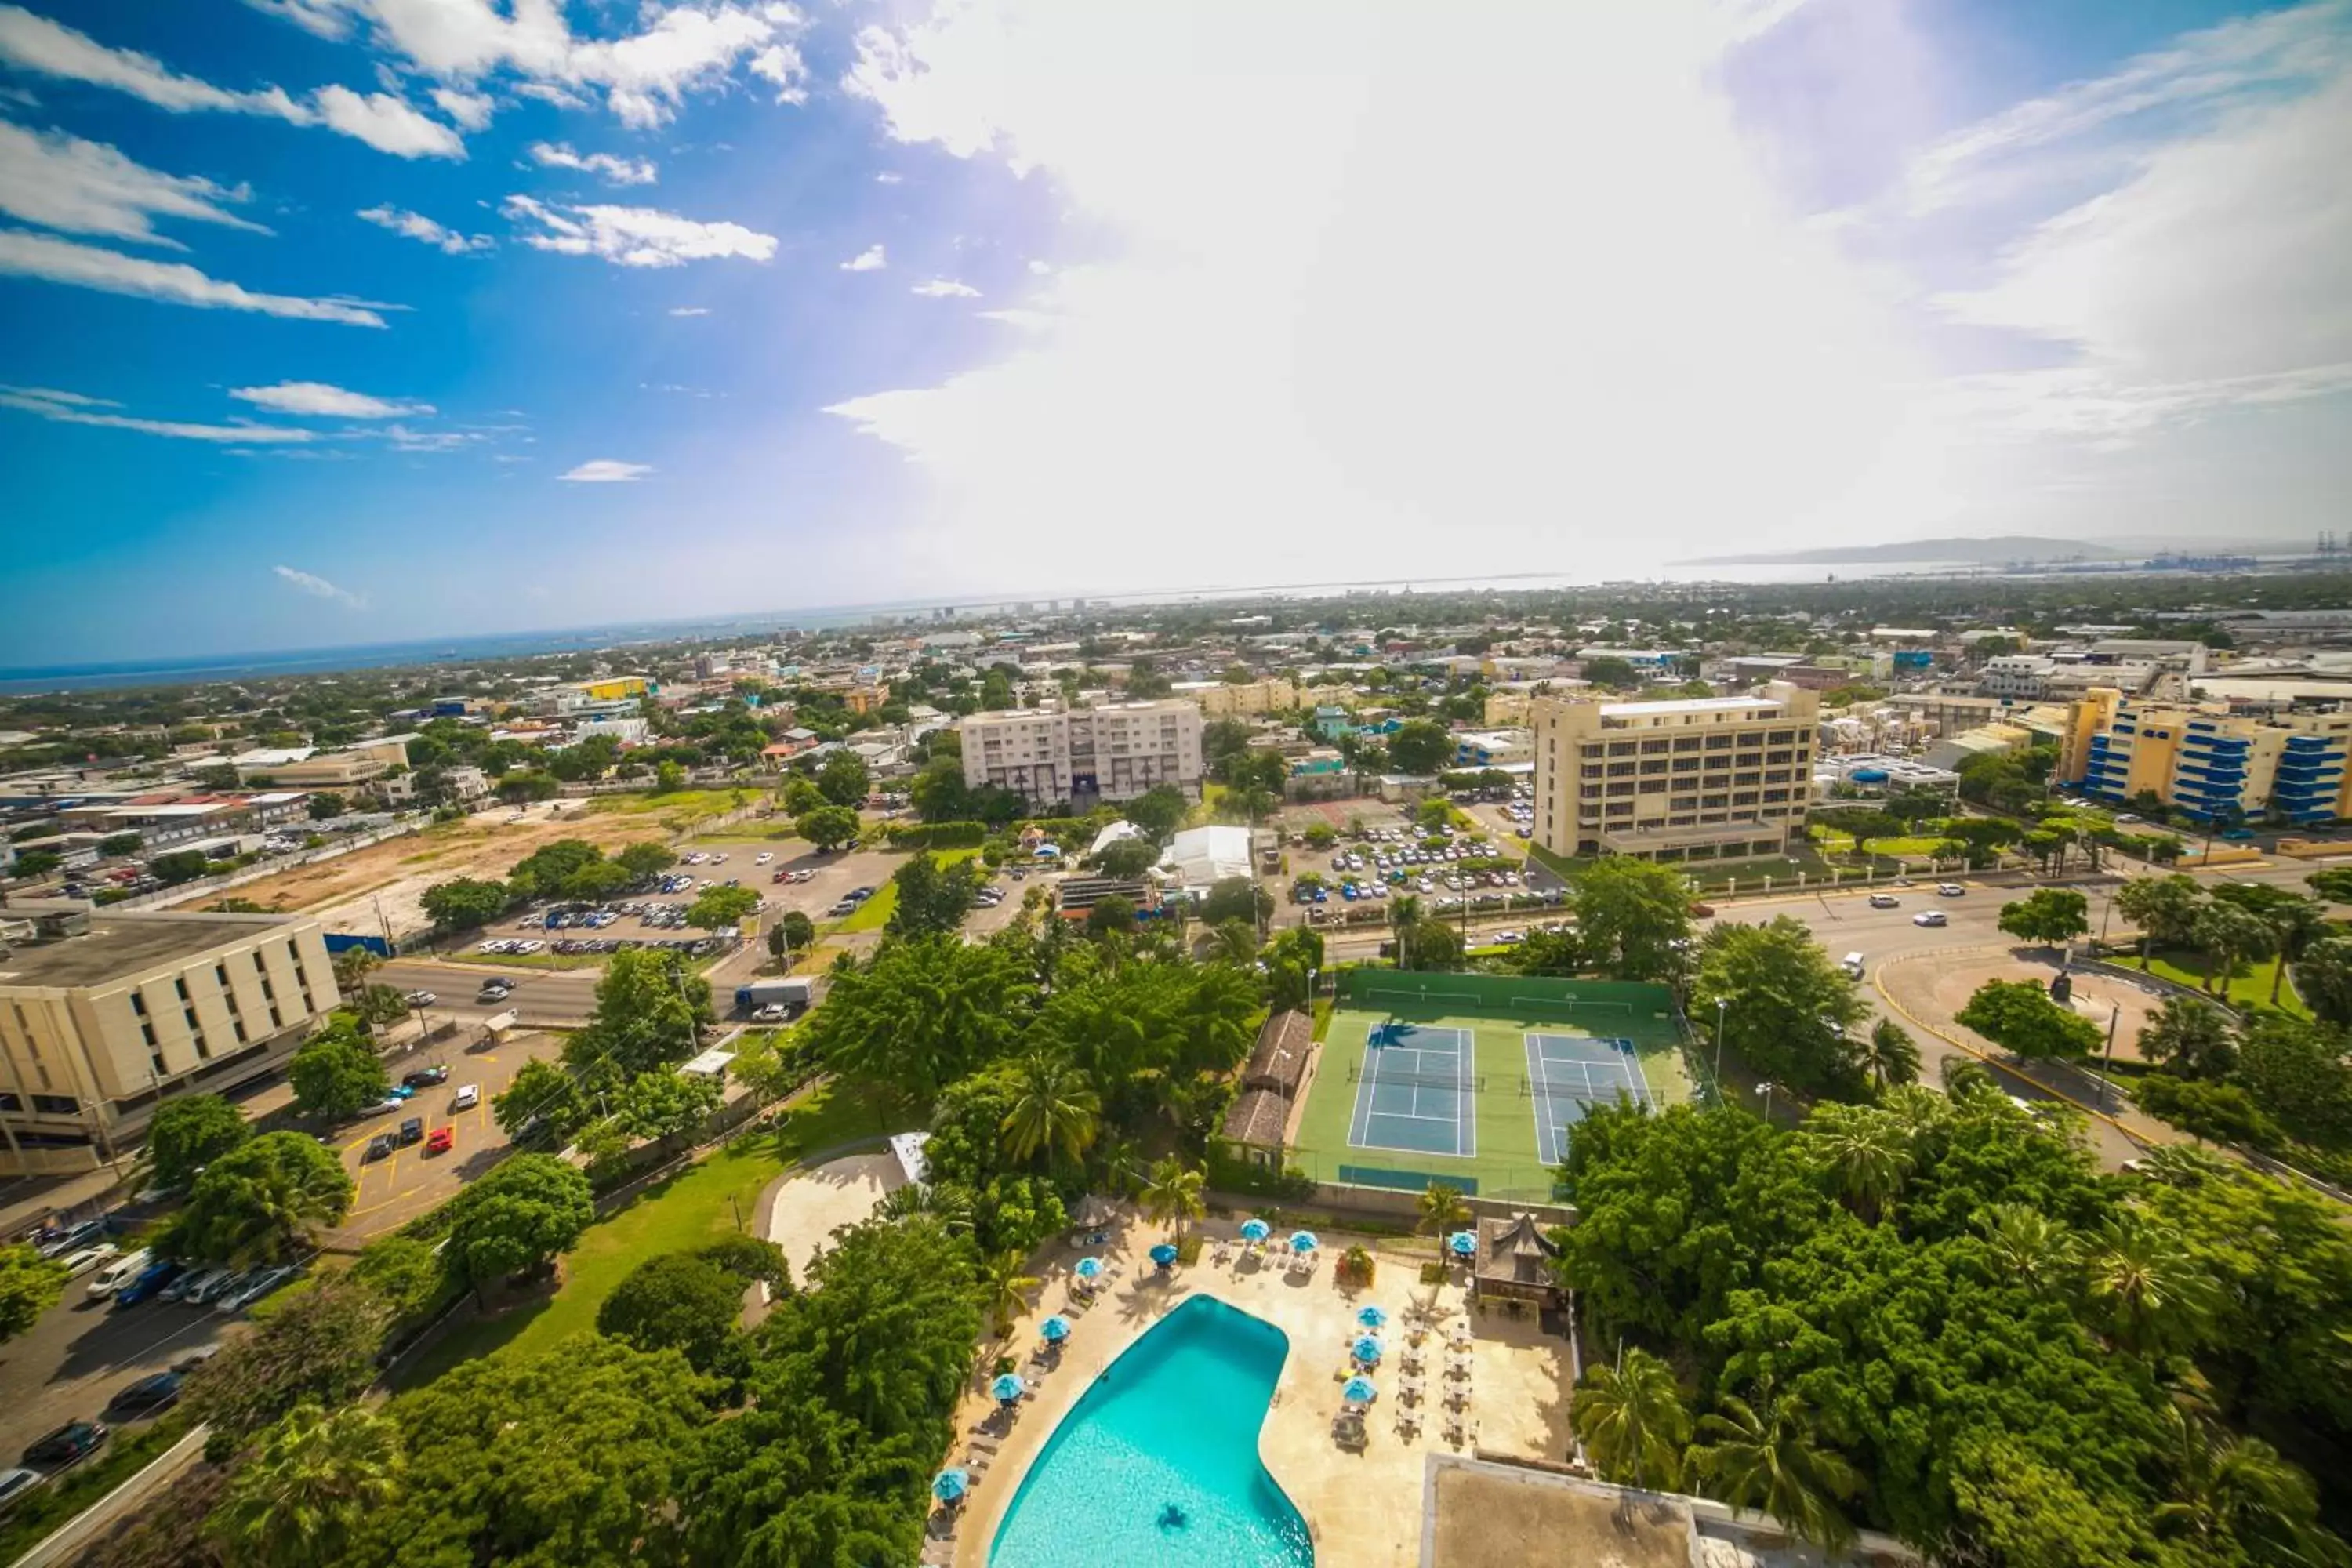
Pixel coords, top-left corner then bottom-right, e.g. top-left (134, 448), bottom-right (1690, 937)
top-left (2, 0), bottom-right (2347, 665)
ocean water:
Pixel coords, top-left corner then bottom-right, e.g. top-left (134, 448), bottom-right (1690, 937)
top-left (989, 1295), bottom-right (1314, 1567)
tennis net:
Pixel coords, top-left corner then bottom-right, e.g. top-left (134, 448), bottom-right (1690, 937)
top-left (1351, 1065), bottom-right (1487, 1091)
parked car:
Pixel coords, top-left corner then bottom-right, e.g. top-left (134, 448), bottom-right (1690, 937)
top-left (1936, 883), bottom-right (1966, 898)
top-left (87, 1250), bottom-right (153, 1301)
top-left (105, 1372), bottom-right (181, 1417)
top-left (403, 990), bottom-right (437, 1007)
top-left (398, 1116), bottom-right (425, 1145)
top-left (20, 1421), bottom-right (107, 1469)
top-left (111, 1261), bottom-right (184, 1309)
top-left (402, 1065), bottom-right (450, 1088)
top-left (752, 1003), bottom-right (790, 1023)
top-left (363, 1134), bottom-right (397, 1163)
top-left (162, 1266), bottom-right (226, 1304)
top-left (1913, 910), bottom-right (1949, 927)
top-left (36, 1221), bottom-right (107, 1260)
top-left (170, 1344), bottom-right (222, 1375)
top-left (425, 1126), bottom-right (455, 1155)
top-left (56, 1244), bottom-right (119, 1279)
top-left (216, 1265), bottom-right (299, 1316)
top-left (184, 1269), bottom-right (242, 1307)
top-left (451, 1083), bottom-right (481, 1112)
top-left (0, 1468), bottom-right (45, 1512)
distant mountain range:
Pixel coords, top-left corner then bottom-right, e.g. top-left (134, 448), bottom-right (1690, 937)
top-left (1674, 536), bottom-right (2132, 567)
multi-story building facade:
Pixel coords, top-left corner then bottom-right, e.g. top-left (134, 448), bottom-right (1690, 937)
top-left (1171, 677), bottom-right (1299, 719)
top-left (1530, 683), bottom-right (1820, 862)
top-left (0, 901), bottom-right (340, 1174)
top-left (2074, 699), bottom-right (2352, 824)
top-left (961, 700), bottom-right (1204, 808)
top-left (1979, 655), bottom-right (2055, 700)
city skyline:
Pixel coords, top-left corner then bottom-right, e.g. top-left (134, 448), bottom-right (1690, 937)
top-left (5, 0), bottom-right (2348, 665)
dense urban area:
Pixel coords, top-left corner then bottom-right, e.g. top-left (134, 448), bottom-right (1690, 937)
top-left (1, 573), bottom-right (2350, 1568)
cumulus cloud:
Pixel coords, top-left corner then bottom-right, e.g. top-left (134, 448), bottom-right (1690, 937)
top-left (840, 243), bottom-right (886, 271)
top-left (357, 203), bottom-right (493, 254)
top-left (311, 83), bottom-right (466, 158)
top-left (272, 564), bottom-right (365, 607)
top-left (502, 194), bottom-right (776, 267)
top-left (910, 277), bottom-right (976, 297)
top-left (0, 229), bottom-right (387, 325)
top-left (0, 122), bottom-right (267, 245)
top-left (230, 381), bottom-right (434, 418)
top-left (559, 458), bottom-right (652, 481)
top-left (0, 383), bottom-right (316, 443)
top-left (431, 85), bottom-right (495, 130)
top-left (528, 140), bottom-right (657, 186)
top-left (748, 41), bottom-right (808, 103)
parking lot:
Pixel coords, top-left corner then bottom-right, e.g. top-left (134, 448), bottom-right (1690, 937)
top-left (329, 1026), bottom-right (568, 1236)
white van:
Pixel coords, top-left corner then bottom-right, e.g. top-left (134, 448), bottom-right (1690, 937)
top-left (1842, 952), bottom-right (1865, 980)
top-left (86, 1249), bottom-right (152, 1300)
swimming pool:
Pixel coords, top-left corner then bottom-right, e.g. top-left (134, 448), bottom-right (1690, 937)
top-left (989, 1295), bottom-right (1313, 1566)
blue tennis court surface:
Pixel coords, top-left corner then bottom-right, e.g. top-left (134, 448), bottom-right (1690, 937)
top-left (1525, 1034), bottom-right (1653, 1165)
top-left (1347, 1023), bottom-right (1476, 1158)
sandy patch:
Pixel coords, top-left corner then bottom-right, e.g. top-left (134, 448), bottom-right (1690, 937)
top-left (764, 1152), bottom-right (907, 1281)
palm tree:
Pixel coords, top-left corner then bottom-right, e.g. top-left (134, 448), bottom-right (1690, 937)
top-left (2135, 1143), bottom-right (2230, 1188)
top-left (2085, 1209), bottom-right (2224, 1357)
top-left (999, 1052), bottom-right (1102, 1167)
top-left (1855, 1018), bottom-right (1922, 1094)
top-left (1138, 1156), bottom-right (1206, 1239)
top-left (1800, 1104), bottom-right (1912, 1224)
top-left (874, 1181), bottom-right (975, 1235)
top-left (1417, 1181), bottom-right (1470, 1257)
top-left (980, 1248), bottom-right (1040, 1338)
top-left (2154, 1405), bottom-right (2336, 1563)
top-left (2191, 901), bottom-right (2274, 1000)
top-left (1878, 1083), bottom-right (1951, 1156)
top-left (1389, 893), bottom-right (1422, 971)
top-left (328, 945), bottom-right (381, 997)
top-left (1686, 1379), bottom-right (1864, 1552)
top-left (2136, 996), bottom-right (2235, 1080)
top-left (1973, 1202), bottom-right (2078, 1294)
top-left (1570, 1346), bottom-right (1689, 1491)
top-left (209, 1402), bottom-right (403, 1568)
top-left (2259, 895), bottom-right (2328, 1005)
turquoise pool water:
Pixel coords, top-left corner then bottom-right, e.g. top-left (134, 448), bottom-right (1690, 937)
top-left (989, 1295), bottom-right (1314, 1567)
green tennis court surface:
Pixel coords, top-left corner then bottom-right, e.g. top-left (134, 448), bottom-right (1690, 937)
top-left (1289, 973), bottom-right (1691, 1202)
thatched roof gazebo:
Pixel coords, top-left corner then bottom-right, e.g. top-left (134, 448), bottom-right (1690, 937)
top-left (1472, 1212), bottom-right (1564, 1308)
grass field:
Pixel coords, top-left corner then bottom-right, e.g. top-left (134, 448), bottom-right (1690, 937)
top-left (395, 1076), bottom-right (905, 1385)
top-left (1287, 979), bottom-right (1688, 1202)
top-left (1809, 829), bottom-right (1949, 858)
top-left (2116, 949), bottom-right (2310, 1018)
top-left (823, 848), bottom-right (975, 935)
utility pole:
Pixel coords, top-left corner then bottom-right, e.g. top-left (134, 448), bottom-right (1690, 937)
top-left (1713, 998), bottom-right (1729, 1083)
top-left (2100, 1002), bottom-right (2121, 1110)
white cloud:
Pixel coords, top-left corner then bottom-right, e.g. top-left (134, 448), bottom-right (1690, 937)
top-left (0, 229), bottom-right (388, 325)
top-left (242, 0), bottom-right (347, 41)
top-left (0, 383), bottom-right (316, 442)
top-left (230, 380), bottom-right (433, 418)
top-left (431, 85), bottom-right (495, 130)
top-left (668, 305), bottom-right (710, 315)
top-left (875, 170), bottom-right (902, 184)
top-left (910, 277), bottom-right (977, 297)
top-left (749, 42), bottom-right (808, 104)
top-left (502, 194), bottom-right (776, 267)
top-left (559, 458), bottom-right (652, 481)
top-left (0, 122), bottom-right (267, 245)
top-left (528, 140), bottom-right (657, 186)
top-left (272, 564), bottom-right (365, 607)
top-left (840, 243), bottom-right (886, 271)
top-left (310, 84), bottom-right (466, 158)
top-left (357, 203), bottom-right (492, 254)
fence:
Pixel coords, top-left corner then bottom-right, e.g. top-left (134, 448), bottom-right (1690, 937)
top-left (122, 816), bottom-right (430, 910)
top-left (1334, 968), bottom-right (1676, 1022)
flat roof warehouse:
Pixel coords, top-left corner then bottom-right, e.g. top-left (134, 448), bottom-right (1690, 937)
top-left (0, 914), bottom-right (263, 988)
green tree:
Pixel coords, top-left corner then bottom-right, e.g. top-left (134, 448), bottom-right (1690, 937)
top-left (1403, 917), bottom-right (1465, 971)
top-left (492, 1058), bottom-right (592, 1145)
top-left (780, 775), bottom-right (824, 815)
top-left (1937, 817), bottom-right (2021, 869)
top-left (886, 851), bottom-right (983, 938)
top-left (1085, 894), bottom-right (1135, 938)
top-left (143, 1093), bottom-right (251, 1190)
top-left (6, 849), bottom-right (63, 880)
top-left (612, 1067), bottom-right (723, 1145)
top-left (441, 1153), bottom-right (595, 1298)
top-left (2083, 1208), bottom-right (2222, 1357)
top-left (1123, 785), bottom-right (1190, 840)
top-left (353, 983), bottom-right (412, 1030)
top-left (1856, 1018), bottom-right (1921, 1094)
top-left (2153, 1407), bottom-right (2338, 1566)
top-left (287, 1025), bottom-right (390, 1120)
top-left (652, 759), bottom-right (688, 793)
top-left (2136, 995), bottom-right (2236, 1079)
top-left (793, 803), bottom-right (861, 851)
top-left (1690, 917), bottom-right (1867, 1096)
top-left (2234, 1014), bottom-right (2352, 1150)
top-left (209, 1402), bottom-right (404, 1568)
top-left (1570, 1346), bottom-right (1689, 1491)
top-left (979, 1247), bottom-right (1040, 1338)
top-left (1261, 924), bottom-right (1324, 1012)
top-left (1955, 978), bottom-right (2103, 1061)
top-left (1417, 1181), bottom-right (1470, 1256)
top-left (683, 884), bottom-right (760, 930)
top-left (2292, 935), bottom-right (2352, 1026)
top-left (97, 831), bottom-right (143, 856)
top-left (1574, 858), bottom-right (1696, 982)
top-left (615, 841), bottom-right (677, 880)
top-left (0, 1243), bottom-right (68, 1341)
top-left (306, 792), bottom-right (347, 822)
top-left (1138, 1156), bottom-right (1205, 1237)
top-left (772, 907), bottom-right (816, 960)
top-left (1799, 1102), bottom-right (1913, 1223)
top-left (2117, 873), bottom-right (2206, 949)
top-left (1686, 1380), bottom-right (1865, 1552)
top-left (1386, 719), bottom-right (1454, 775)
top-left (166, 1131), bottom-right (354, 1265)
top-left (2307, 866), bottom-right (2352, 904)
top-left (1973, 1202), bottom-right (2078, 1295)
top-left (183, 1278), bottom-right (391, 1438)
top-left (1000, 1051), bottom-right (1101, 1167)
top-left (1200, 875), bottom-right (1269, 926)
top-left (347, 1235), bottom-right (448, 1327)
top-left (150, 848), bottom-right (210, 884)
top-left (329, 945), bottom-right (381, 995)
top-left (596, 1250), bottom-right (747, 1371)
top-left (564, 948), bottom-right (710, 1080)
top-left (419, 877), bottom-right (513, 933)
top-left (1997, 887), bottom-right (2089, 949)
top-left (804, 935), bottom-right (1033, 1101)
top-left (815, 747), bottom-right (871, 806)
top-left (2193, 898), bottom-right (2276, 996)
top-left (1094, 836), bottom-right (1160, 880)
top-left (1581, 655), bottom-right (1640, 689)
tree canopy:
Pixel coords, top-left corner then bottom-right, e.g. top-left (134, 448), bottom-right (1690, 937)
top-left (440, 1153), bottom-right (595, 1295)
top-left (144, 1093), bottom-right (252, 1190)
top-left (1573, 858), bottom-right (1694, 982)
top-left (1690, 916), bottom-right (1867, 1097)
top-left (165, 1131), bottom-right (354, 1266)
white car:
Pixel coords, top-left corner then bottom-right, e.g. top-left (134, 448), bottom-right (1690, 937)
top-left (87, 1249), bottom-right (153, 1300)
top-left (216, 1265), bottom-right (299, 1316)
top-left (56, 1244), bottom-right (120, 1279)
top-left (452, 1083), bottom-right (481, 1112)
top-left (1868, 894), bottom-right (1900, 909)
top-left (754, 851), bottom-right (773, 864)
top-left (1936, 883), bottom-right (1965, 898)
top-left (1913, 910), bottom-right (1948, 927)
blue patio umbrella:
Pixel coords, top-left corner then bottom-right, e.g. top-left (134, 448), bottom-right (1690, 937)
top-left (1356, 1305), bottom-right (1388, 1330)
top-left (1239, 1218), bottom-right (1271, 1243)
top-left (1150, 1242), bottom-right (1179, 1267)
top-left (990, 1373), bottom-right (1025, 1403)
top-left (1343, 1376), bottom-right (1377, 1406)
top-left (1353, 1334), bottom-right (1385, 1363)
top-left (1073, 1256), bottom-right (1104, 1281)
top-left (1290, 1230), bottom-right (1319, 1253)
top-left (1448, 1230), bottom-right (1477, 1258)
top-left (1040, 1315), bottom-right (1073, 1343)
top-left (933, 1468), bottom-right (971, 1504)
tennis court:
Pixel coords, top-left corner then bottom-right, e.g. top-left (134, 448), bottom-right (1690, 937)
top-left (1525, 1033), bottom-right (1654, 1166)
top-left (1346, 1022), bottom-right (1479, 1158)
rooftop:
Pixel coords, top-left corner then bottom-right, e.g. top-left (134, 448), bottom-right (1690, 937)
top-left (0, 911), bottom-right (296, 989)
top-left (1599, 695), bottom-right (1783, 717)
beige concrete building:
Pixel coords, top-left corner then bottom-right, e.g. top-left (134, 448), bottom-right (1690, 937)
top-left (1171, 677), bottom-right (1299, 718)
top-left (961, 699), bottom-right (1203, 807)
top-left (1530, 683), bottom-right (1819, 861)
top-left (0, 902), bottom-right (340, 1173)
top-left (1483, 689), bottom-right (1533, 726)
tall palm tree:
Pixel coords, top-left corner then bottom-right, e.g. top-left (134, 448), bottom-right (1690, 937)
top-left (329, 946), bottom-right (380, 996)
top-left (1800, 1104), bottom-right (1913, 1224)
top-left (1855, 1018), bottom-right (1922, 1094)
top-left (1389, 893), bottom-right (1422, 971)
top-left (2154, 1405), bottom-right (2337, 1564)
top-left (2259, 895), bottom-right (2328, 1006)
top-left (874, 1181), bottom-right (975, 1235)
top-left (209, 1402), bottom-right (403, 1568)
top-left (1878, 1083), bottom-right (1951, 1156)
top-left (1138, 1156), bottom-right (1206, 1239)
top-left (1570, 1346), bottom-right (1689, 1491)
top-left (2136, 996), bottom-right (2236, 1079)
top-left (2191, 901), bottom-right (2274, 1000)
top-left (980, 1248), bottom-right (1041, 1338)
top-left (2135, 1144), bottom-right (2230, 1189)
top-left (1686, 1379), bottom-right (1864, 1552)
top-left (2085, 1209), bottom-right (2224, 1358)
top-left (999, 1052), bottom-right (1101, 1167)
top-left (1973, 1202), bottom-right (2078, 1295)
top-left (1417, 1181), bottom-right (1470, 1257)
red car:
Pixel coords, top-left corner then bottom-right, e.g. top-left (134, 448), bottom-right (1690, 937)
top-left (772, 869), bottom-right (789, 883)
top-left (424, 1127), bottom-right (455, 1156)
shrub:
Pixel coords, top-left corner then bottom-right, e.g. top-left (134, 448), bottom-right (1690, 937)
top-left (1337, 1245), bottom-right (1375, 1287)
top-left (886, 820), bottom-right (988, 849)
top-left (1419, 1261), bottom-right (1448, 1286)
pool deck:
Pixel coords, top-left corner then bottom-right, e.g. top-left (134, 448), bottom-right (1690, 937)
top-left (942, 1206), bottom-right (1574, 1568)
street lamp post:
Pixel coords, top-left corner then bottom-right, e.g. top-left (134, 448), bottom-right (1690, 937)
top-left (1756, 1080), bottom-right (1777, 1121)
top-left (1712, 998), bottom-right (1729, 1083)
top-left (2100, 1002), bottom-right (2121, 1111)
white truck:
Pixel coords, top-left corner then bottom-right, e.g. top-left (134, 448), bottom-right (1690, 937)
top-left (735, 978), bottom-right (814, 1017)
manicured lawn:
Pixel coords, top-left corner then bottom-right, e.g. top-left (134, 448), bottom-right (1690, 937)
top-left (2115, 949), bottom-right (2310, 1018)
top-left (591, 788), bottom-right (756, 818)
top-left (395, 1076), bottom-right (908, 1385)
top-left (1809, 830), bottom-right (1948, 858)
top-left (826, 847), bottom-right (973, 935)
